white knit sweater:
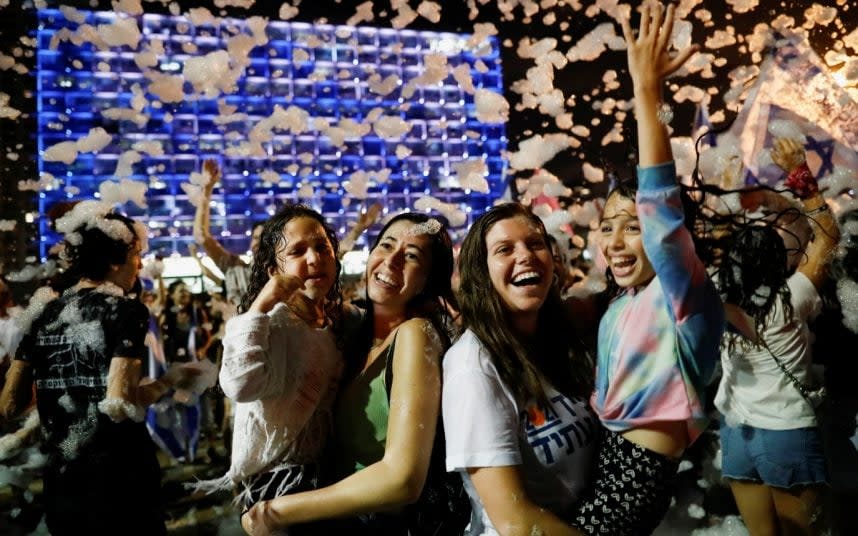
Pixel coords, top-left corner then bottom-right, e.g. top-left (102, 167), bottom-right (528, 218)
top-left (195, 303), bottom-right (343, 498)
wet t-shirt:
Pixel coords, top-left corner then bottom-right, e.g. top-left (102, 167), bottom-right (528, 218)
top-left (16, 287), bottom-right (155, 476)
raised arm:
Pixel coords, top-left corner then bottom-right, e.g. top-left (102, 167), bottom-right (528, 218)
top-left (188, 243), bottom-right (224, 288)
top-left (338, 203), bottom-right (382, 260)
top-left (193, 159), bottom-right (238, 270)
top-left (242, 318), bottom-right (442, 533)
top-left (621, 3), bottom-right (698, 167)
top-left (219, 274), bottom-right (311, 402)
top-left (770, 137), bottom-right (840, 290)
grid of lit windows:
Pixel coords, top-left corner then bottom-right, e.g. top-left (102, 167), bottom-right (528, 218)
top-left (36, 9), bottom-right (507, 258)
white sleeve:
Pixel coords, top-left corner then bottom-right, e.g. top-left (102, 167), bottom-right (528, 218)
top-left (219, 310), bottom-right (279, 402)
top-left (443, 365), bottom-right (522, 472)
top-left (789, 272), bottom-right (822, 322)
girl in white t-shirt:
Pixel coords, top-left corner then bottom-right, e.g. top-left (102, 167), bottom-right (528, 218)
top-left (444, 202), bottom-right (598, 536)
top-left (716, 137), bottom-right (840, 535)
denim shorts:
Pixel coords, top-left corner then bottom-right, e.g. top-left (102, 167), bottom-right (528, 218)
top-left (720, 418), bottom-right (828, 489)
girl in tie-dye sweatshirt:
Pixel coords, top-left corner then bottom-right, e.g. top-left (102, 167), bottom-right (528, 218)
top-left (570, 4), bottom-right (724, 535)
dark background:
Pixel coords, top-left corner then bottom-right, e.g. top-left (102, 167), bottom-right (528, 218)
top-left (1, 0), bottom-right (854, 273)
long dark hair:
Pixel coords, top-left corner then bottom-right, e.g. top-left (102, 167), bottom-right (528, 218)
top-left (349, 212), bottom-right (457, 373)
top-left (457, 203), bottom-right (593, 406)
top-left (239, 204), bottom-right (344, 339)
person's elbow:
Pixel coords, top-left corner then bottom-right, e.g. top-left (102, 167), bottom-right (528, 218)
top-left (379, 458), bottom-right (429, 506)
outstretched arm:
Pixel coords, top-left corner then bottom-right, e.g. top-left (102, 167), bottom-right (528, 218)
top-left (193, 159), bottom-right (237, 270)
top-left (770, 137), bottom-right (840, 290)
top-left (338, 203), bottom-right (382, 260)
top-left (620, 3), bottom-right (698, 166)
top-left (188, 243), bottom-right (224, 288)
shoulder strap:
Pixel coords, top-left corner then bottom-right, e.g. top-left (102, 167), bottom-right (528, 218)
top-left (383, 334), bottom-right (397, 402)
top-left (760, 340), bottom-right (820, 407)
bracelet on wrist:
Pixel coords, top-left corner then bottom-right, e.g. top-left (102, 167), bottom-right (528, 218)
top-left (784, 162), bottom-right (818, 199)
top-left (805, 203), bottom-right (830, 216)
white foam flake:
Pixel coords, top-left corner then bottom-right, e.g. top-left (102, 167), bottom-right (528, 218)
top-left (97, 16), bottom-right (142, 50)
top-left (344, 170), bottom-right (370, 199)
top-left (582, 162), bottom-right (604, 183)
top-left (725, 0), bottom-right (759, 14)
top-left (99, 178), bottom-right (148, 208)
top-left (565, 23), bottom-right (624, 63)
top-left (346, 1), bottom-right (374, 25)
top-left (474, 89), bottom-right (509, 123)
top-left (114, 150), bottom-right (142, 178)
top-left (705, 28), bottom-right (737, 49)
top-left (368, 73), bottom-right (399, 96)
top-left (373, 115), bottom-right (411, 139)
top-left (673, 85), bottom-right (707, 103)
top-left (0, 220), bottom-right (15, 232)
top-left (43, 141), bottom-right (79, 164)
top-left (60, 5), bottom-right (87, 23)
top-left (509, 133), bottom-right (572, 171)
top-left (213, 0), bottom-right (255, 8)
top-left (187, 7), bottom-right (217, 26)
top-left (417, 1), bottom-right (442, 23)
top-left (413, 196), bottom-right (466, 227)
top-left (183, 50), bottom-right (232, 98)
top-left (803, 4), bottom-right (838, 28)
top-left (451, 63), bottom-right (475, 94)
top-left (451, 158), bottom-right (489, 193)
top-left (147, 74), bottom-right (185, 103)
top-left (112, 0), bottom-right (143, 16)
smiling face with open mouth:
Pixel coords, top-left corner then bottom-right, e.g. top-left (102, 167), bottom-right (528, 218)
top-left (485, 216), bottom-right (554, 331)
top-left (599, 193), bottom-right (655, 289)
top-left (366, 220), bottom-right (432, 315)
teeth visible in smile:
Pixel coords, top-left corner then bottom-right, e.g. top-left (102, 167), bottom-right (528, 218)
top-left (512, 271), bottom-right (541, 284)
top-left (612, 257), bottom-right (635, 268)
top-left (376, 273), bottom-right (398, 286)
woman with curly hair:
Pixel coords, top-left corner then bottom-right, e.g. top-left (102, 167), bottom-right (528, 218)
top-left (242, 212), bottom-right (458, 535)
top-left (715, 137), bottom-right (840, 536)
top-left (194, 204), bottom-right (348, 534)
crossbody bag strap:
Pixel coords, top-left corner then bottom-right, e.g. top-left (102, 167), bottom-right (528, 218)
top-left (759, 339), bottom-right (819, 406)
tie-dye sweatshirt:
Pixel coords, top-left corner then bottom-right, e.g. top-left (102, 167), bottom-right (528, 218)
top-left (591, 162), bottom-right (724, 444)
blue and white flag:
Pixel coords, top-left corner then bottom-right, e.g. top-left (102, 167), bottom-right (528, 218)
top-left (726, 32), bottom-right (858, 188)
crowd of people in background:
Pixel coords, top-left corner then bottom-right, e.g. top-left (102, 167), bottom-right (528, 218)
top-left (1, 3), bottom-right (857, 536)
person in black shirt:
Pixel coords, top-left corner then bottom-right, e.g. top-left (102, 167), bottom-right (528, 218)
top-left (0, 201), bottom-right (198, 535)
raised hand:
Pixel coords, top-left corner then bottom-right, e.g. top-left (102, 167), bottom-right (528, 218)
top-left (356, 203), bottom-right (383, 232)
top-left (770, 137), bottom-right (806, 174)
top-left (620, 2), bottom-right (699, 92)
top-left (202, 159), bottom-right (221, 195)
top-left (249, 273), bottom-right (305, 315)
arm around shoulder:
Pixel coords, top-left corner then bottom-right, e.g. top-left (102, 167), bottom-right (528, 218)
top-left (250, 318), bottom-right (443, 527)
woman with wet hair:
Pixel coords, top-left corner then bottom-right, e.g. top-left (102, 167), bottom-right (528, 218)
top-left (0, 201), bottom-right (201, 535)
top-left (242, 212), bottom-right (457, 535)
top-left (715, 138), bottom-right (840, 536)
top-left (193, 204), bottom-right (349, 535)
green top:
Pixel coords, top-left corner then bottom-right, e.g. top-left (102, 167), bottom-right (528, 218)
top-left (333, 343), bottom-right (392, 478)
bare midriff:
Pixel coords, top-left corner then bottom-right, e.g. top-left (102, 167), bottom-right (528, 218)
top-left (621, 420), bottom-right (688, 459)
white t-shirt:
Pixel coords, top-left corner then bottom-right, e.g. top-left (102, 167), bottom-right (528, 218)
top-left (716, 271), bottom-right (822, 430)
top-left (443, 330), bottom-right (598, 536)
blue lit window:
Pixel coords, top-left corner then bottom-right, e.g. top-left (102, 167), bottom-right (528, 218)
top-left (36, 9), bottom-right (507, 256)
